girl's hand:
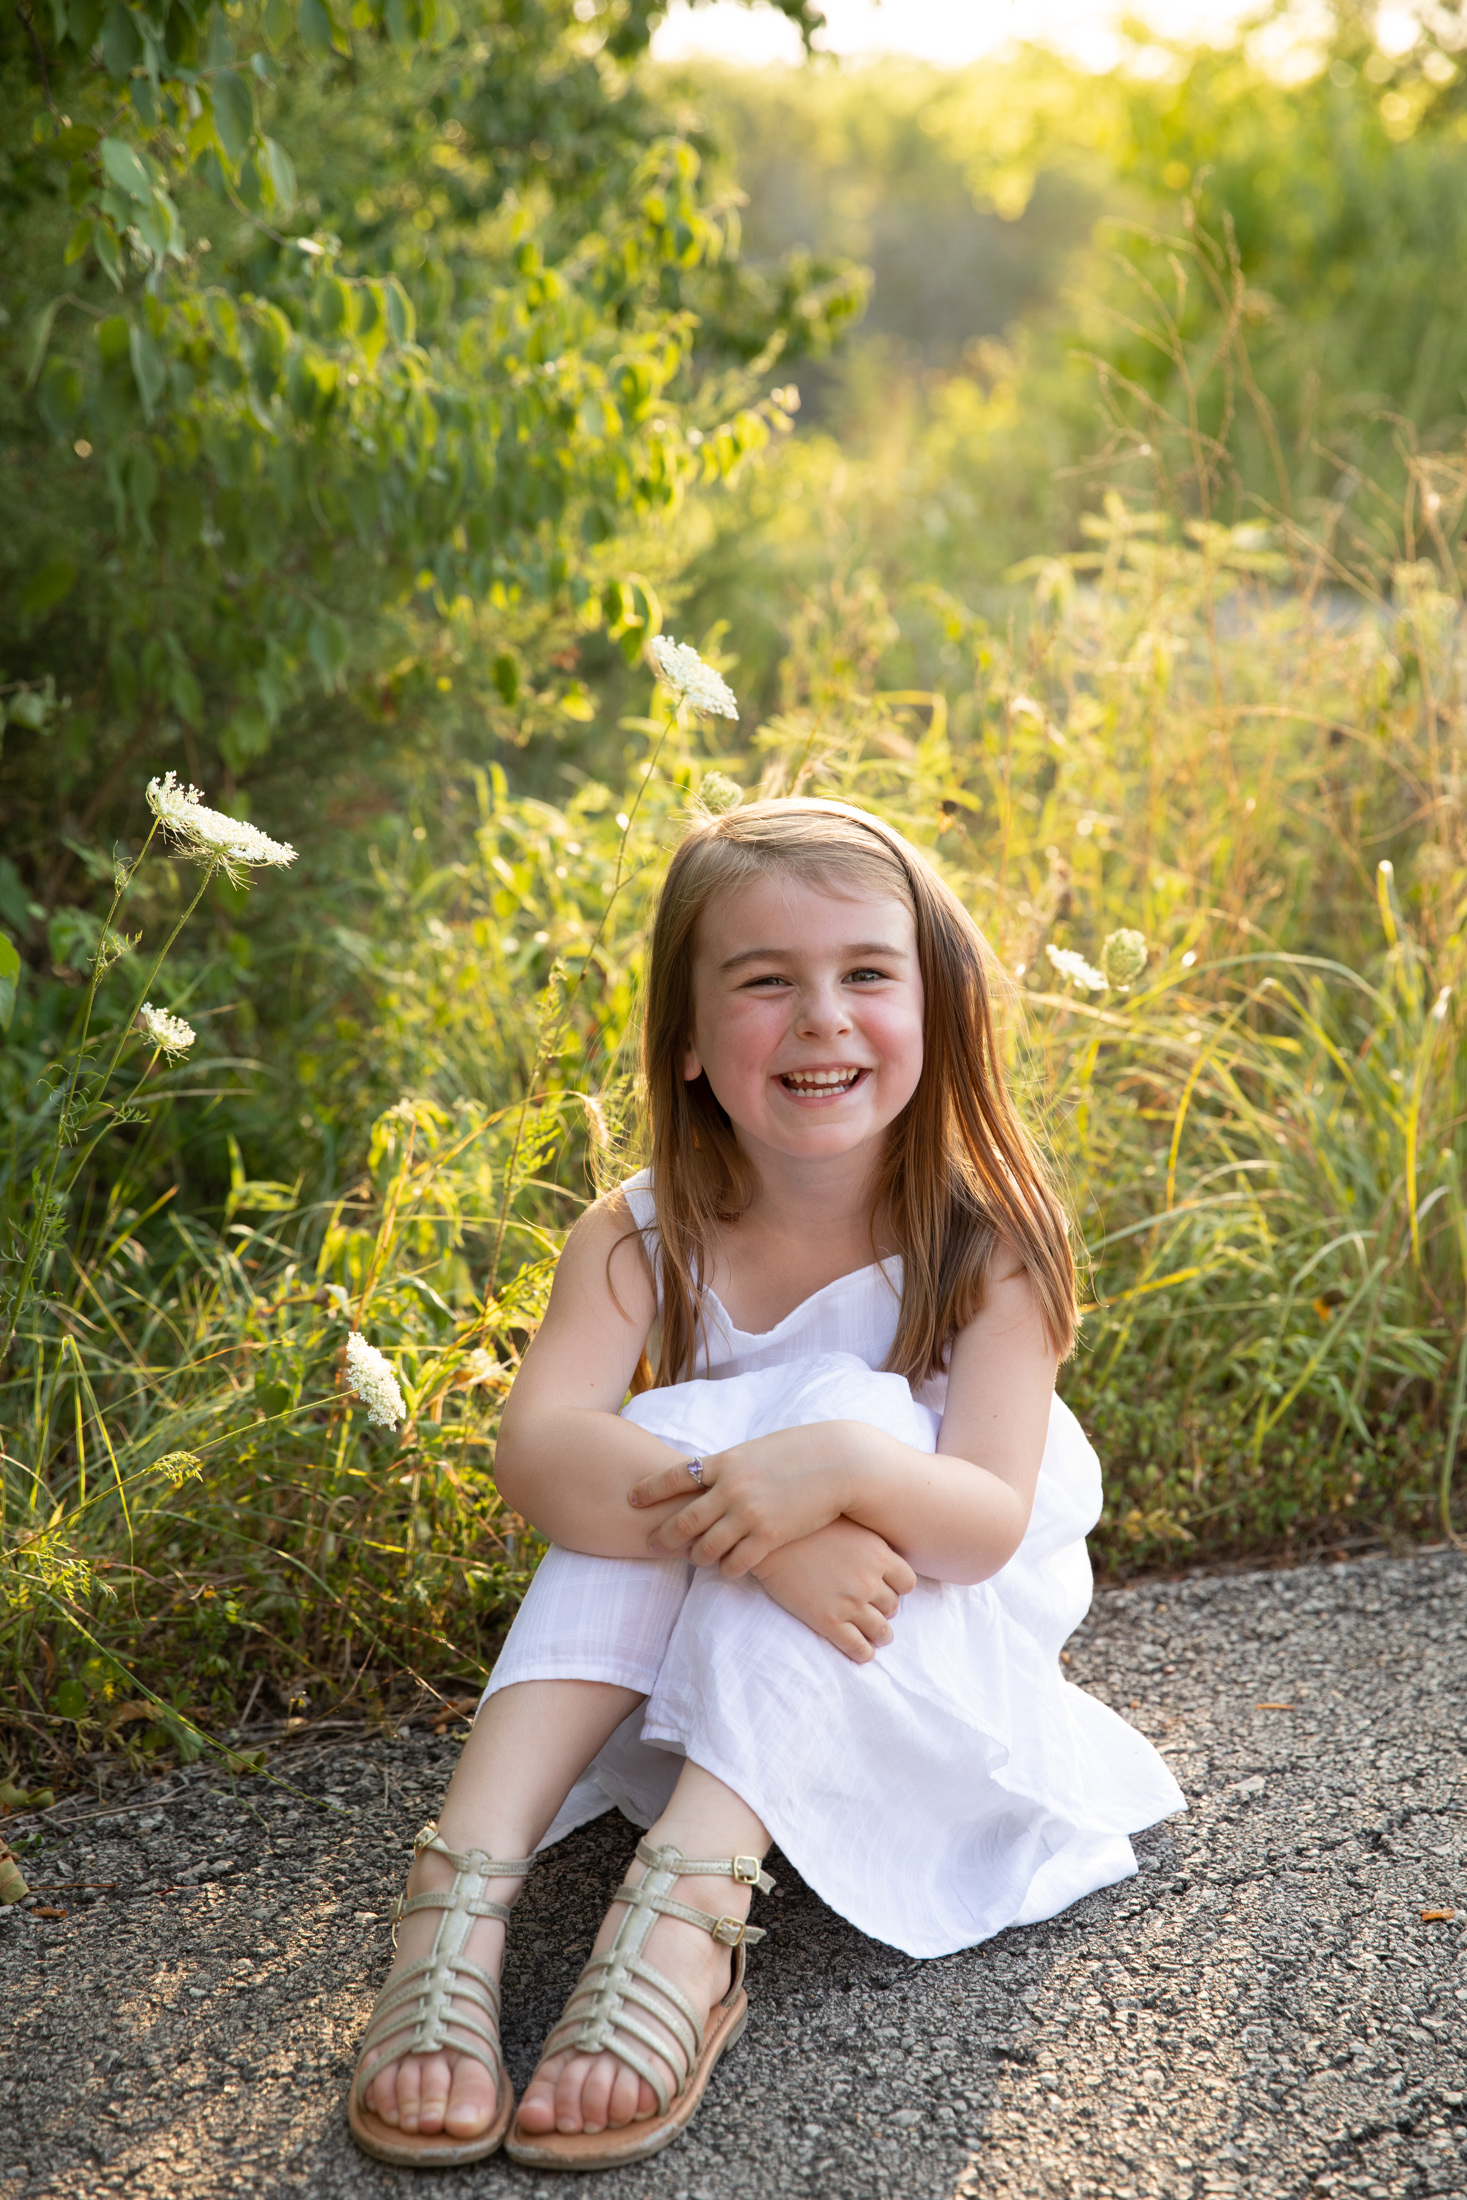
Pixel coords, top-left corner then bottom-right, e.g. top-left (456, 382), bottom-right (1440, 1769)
top-left (752, 1521), bottom-right (917, 1664)
top-left (627, 1428), bottom-right (848, 1574)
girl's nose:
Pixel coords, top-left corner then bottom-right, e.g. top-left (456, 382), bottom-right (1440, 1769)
top-left (796, 983), bottom-right (852, 1037)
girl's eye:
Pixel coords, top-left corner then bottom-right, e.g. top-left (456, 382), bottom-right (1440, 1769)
top-left (847, 968), bottom-right (889, 984)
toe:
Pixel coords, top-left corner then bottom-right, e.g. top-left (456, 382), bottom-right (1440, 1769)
top-left (365, 2057), bottom-right (400, 2126)
top-left (394, 2058), bottom-right (420, 2133)
top-left (444, 2055), bottom-right (498, 2139)
top-left (416, 2051), bottom-right (454, 2133)
top-left (578, 2052), bottom-right (618, 2134)
top-left (516, 2059), bottom-right (562, 2134)
top-left (607, 2059), bottom-right (647, 2128)
top-left (555, 2051), bottom-right (597, 2132)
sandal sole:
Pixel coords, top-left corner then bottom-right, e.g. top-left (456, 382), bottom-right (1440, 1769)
top-left (504, 1988), bottom-right (748, 2171)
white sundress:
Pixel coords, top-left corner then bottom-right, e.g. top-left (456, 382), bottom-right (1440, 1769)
top-left (481, 1170), bottom-right (1184, 1960)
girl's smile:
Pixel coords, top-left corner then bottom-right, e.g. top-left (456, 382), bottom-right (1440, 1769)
top-left (684, 874), bottom-right (925, 1167)
top-left (776, 1064), bottom-right (870, 1100)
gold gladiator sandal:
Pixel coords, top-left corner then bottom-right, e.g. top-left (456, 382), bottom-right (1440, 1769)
top-left (506, 1838), bottom-right (774, 2172)
top-left (348, 1820), bottom-right (534, 2167)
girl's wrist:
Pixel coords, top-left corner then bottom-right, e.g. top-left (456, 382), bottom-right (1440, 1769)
top-left (827, 1418), bottom-right (883, 1515)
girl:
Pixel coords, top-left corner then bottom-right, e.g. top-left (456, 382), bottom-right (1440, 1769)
top-left (347, 797), bottom-right (1183, 2171)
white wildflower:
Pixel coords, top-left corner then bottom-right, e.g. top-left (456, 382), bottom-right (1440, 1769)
top-left (137, 1002), bottom-right (196, 1059)
top-left (460, 1347), bottom-right (499, 1386)
top-left (1101, 929), bottom-right (1148, 989)
top-left (1046, 944), bottom-right (1108, 992)
top-left (345, 1332), bottom-right (406, 1429)
top-left (146, 771), bottom-right (297, 884)
top-left (648, 636), bottom-right (739, 720)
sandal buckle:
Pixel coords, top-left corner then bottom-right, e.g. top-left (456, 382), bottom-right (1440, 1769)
top-left (711, 1914), bottom-right (746, 1947)
top-left (732, 1855), bottom-right (761, 1885)
top-left (412, 1819), bottom-right (440, 1856)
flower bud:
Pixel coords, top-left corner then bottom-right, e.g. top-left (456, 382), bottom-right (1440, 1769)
top-left (1102, 929), bottom-right (1148, 988)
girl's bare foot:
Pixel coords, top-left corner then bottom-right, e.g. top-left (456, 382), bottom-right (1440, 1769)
top-left (356, 1841), bottom-right (523, 2140)
top-left (515, 1852), bottom-right (752, 2136)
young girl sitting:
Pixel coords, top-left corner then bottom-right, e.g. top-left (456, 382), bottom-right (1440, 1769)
top-left (348, 797), bottom-right (1183, 2171)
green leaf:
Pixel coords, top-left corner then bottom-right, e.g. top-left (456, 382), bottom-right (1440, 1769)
top-left (261, 0), bottom-right (291, 46)
top-left (204, 292), bottom-right (240, 356)
top-left (384, 0), bottom-right (413, 59)
top-left (299, 0), bottom-right (347, 59)
top-left (401, 1276), bottom-right (454, 1329)
top-left (260, 135), bottom-right (297, 213)
top-left (97, 314), bottom-right (130, 369)
top-left (128, 444), bottom-right (160, 538)
top-left (492, 650), bottom-right (519, 704)
top-left (308, 610), bottom-right (348, 690)
top-left (129, 324), bottom-right (166, 419)
top-left (93, 219), bottom-right (124, 290)
top-left (212, 71), bottom-right (257, 167)
top-left (37, 358), bottom-right (83, 439)
top-left (315, 274), bottom-right (354, 337)
top-left (170, 662), bottom-right (203, 724)
top-left (383, 277), bottom-right (415, 346)
top-left (0, 932), bottom-right (20, 1034)
top-left (52, 1678), bottom-right (89, 1720)
top-left (20, 558), bottom-right (78, 620)
top-left (99, 0), bottom-right (140, 78)
top-left (100, 134), bottom-right (152, 202)
top-left (66, 0), bottom-right (103, 48)
top-left (355, 281), bottom-right (384, 365)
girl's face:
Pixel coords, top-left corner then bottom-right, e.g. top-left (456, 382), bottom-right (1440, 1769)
top-left (684, 871), bottom-right (925, 1170)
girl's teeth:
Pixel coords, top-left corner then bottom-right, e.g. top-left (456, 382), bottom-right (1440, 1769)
top-left (784, 1071), bottom-right (858, 1090)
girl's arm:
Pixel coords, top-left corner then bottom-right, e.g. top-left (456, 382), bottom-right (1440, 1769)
top-left (628, 1249), bottom-right (1058, 1584)
top-left (493, 1195), bottom-right (694, 1556)
top-left (496, 1194), bottom-right (926, 1643)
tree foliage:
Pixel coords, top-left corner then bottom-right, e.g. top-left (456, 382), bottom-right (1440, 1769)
top-left (0, 0), bottom-right (859, 856)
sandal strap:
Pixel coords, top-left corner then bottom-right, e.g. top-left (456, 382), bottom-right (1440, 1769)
top-left (413, 1820), bottom-right (536, 1878)
top-left (610, 1884), bottom-right (766, 1946)
top-left (391, 1890), bottom-right (515, 1928)
top-left (537, 1841), bottom-right (772, 2118)
top-left (354, 1824), bottom-right (531, 2110)
top-left (634, 1836), bottom-right (776, 1893)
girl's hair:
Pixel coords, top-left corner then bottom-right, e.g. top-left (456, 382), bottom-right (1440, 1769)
top-left (634, 796), bottom-right (1078, 1388)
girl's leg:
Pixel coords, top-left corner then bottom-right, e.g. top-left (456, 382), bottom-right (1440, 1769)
top-left (361, 1677), bottom-right (643, 2140)
top-left (517, 1760), bottom-right (771, 2138)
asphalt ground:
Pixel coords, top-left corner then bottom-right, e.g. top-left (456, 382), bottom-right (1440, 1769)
top-left (3, 1547), bottom-right (1465, 2200)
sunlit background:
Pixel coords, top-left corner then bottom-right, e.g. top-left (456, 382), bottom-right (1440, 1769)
top-left (653, 0), bottom-right (1425, 75)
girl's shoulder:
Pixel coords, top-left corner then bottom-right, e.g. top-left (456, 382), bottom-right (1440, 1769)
top-left (615, 1167), bottom-right (657, 1237)
top-left (548, 1178), bottom-right (658, 1330)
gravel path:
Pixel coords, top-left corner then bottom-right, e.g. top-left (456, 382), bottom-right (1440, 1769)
top-left (4, 1548), bottom-right (1465, 2200)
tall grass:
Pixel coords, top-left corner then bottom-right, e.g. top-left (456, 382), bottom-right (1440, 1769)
top-left (4, 232), bottom-right (1465, 1792)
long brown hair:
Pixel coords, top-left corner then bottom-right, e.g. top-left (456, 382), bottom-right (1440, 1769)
top-left (634, 797), bottom-right (1077, 1387)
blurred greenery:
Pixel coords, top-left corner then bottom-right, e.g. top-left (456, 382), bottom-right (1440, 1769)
top-left (4, 1), bottom-right (1467, 1788)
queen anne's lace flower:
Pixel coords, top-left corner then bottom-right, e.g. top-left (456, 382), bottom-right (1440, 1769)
top-left (345, 1332), bottom-right (406, 1429)
top-left (1046, 944), bottom-right (1108, 992)
top-left (146, 772), bottom-right (297, 883)
top-left (1102, 929), bottom-right (1148, 988)
top-left (137, 1003), bottom-right (196, 1058)
top-left (648, 636), bottom-right (739, 719)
